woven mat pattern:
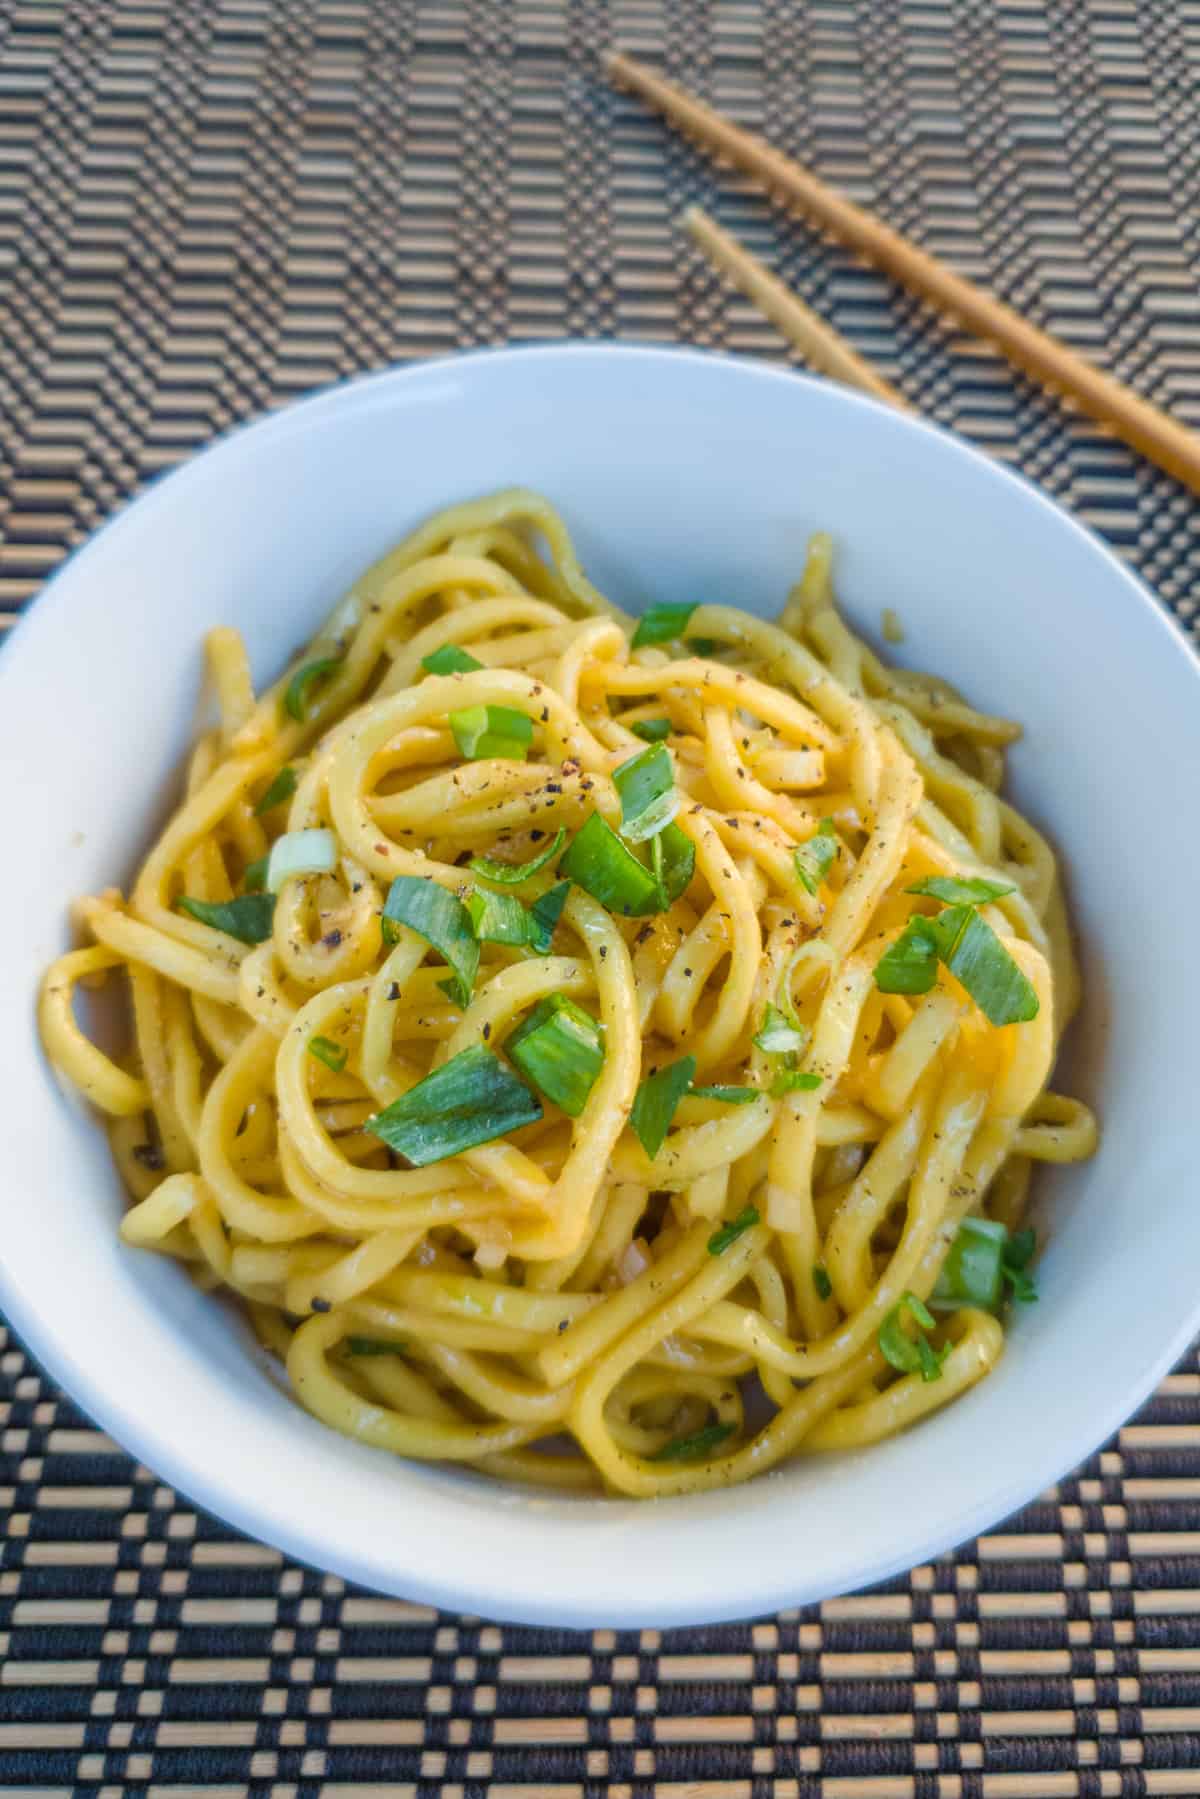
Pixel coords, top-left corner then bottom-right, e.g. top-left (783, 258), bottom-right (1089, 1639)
top-left (3, 2), bottom-right (1200, 1792)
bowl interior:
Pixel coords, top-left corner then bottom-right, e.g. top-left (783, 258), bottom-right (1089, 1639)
top-left (2, 344), bottom-right (1197, 1628)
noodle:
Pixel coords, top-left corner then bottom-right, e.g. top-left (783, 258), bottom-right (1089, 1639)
top-left (38, 490), bottom-right (1097, 1496)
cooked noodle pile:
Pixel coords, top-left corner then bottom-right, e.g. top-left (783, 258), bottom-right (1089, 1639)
top-left (39, 491), bottom-right (1097, 1495)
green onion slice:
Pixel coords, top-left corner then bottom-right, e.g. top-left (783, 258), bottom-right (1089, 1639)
top-left (690, 1084), bottom-right (760, 1105)
top-left (707, 1205), bottom-right (760, 1255)
top-left (243, 855), bottom-right (269, 893)
top-left (651, 1420), bottom-right (736, 1462)
top-left (631, 602), bottom-right (697, 650)
top-left (931, 1215), bottom-right (1007, 1311)
top-left (614, 743), bottom-right (680, 844)
top-left (469, 828), bottom-right (566, 886)
top-left (528, 879), bottom-right (570, 954)
top-left (345, 1337), bottom-right (406, 1356)
top-left (285, 655), bottom-right (342, 722)
top-left (931, 904), bottom-right (1040, 1027)
top-left (266, 827), bottom-right (338, 894)
top-left (630, 717), bottom-right (672, 744)
top-left (254, 765), bottom-right (297, 816)
top-left (686, 636), bottom-right (718, 658)
top-left (794, 817), bottom-right (838, 895)
top-left (505, 994), bottom-right (604, 1117)
top-left (380, 876), bottom-right (479, 1005)
top-left (906, 874), bottom-right (1016, 906)
top-left (770, 1068), bottom-right (823, 1097)
top-left (365, 1044), bottom-right (541, 1167)
top-left (176, 892), bottom-right (275, 944)
top-left (422, 644), bottom-right (483, 675)
top-left (879, 1291), bottom-right (946, 1382)
top-left (630, 1054), bottom-right (697, 1158)
top-left (754, 1002), bottom-right (808, 1057)
top-left (1002, 1227), bottom-right (1038, 1303)
top-left (466, 887), bottom-right (534, 947)
top-left (450, 703), bottom-right (533, 761)
top-left (308, 1035), bottom-right (348, 1073)
top-left (813, 1263), bottom-right (833, 1301)
top-left (650, 822), bottom-right (696, 908)
top-left (873, 915), bottom-right (941, 996)
top-left (559, 812), bottom-right (663, 916)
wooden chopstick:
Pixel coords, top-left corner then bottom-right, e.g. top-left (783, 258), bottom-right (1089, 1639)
top-left (608, 50), bottom-right (1200, 499)
top-left (683, 206), bottom-right (907, 411)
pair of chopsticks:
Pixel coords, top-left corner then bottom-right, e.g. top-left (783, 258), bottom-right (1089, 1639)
top-left (606, 52), bottom-right (1200, 498)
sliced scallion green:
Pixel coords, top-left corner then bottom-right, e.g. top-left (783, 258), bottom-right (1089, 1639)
top-left (365, 1044), bottom-right (541, 1166)
top-left (469, 828), bottom-right (566, 886)
top-left (686, 636), bottom-right (718, 657)
top-left (505, 994), bottom-right (604, 1117)
top-left (243, 855), bottom-right (269, 894)
top-left (794, 817), bottom-right (838, 895)
top-left (254, 765), bottom-right (297, 816)
top-left (651, 1420), bottom-right (736, 1462)
top-left (931, 1215), bottom-right (1007, 1312)
top-left (528, 878), bottom-right (570, 954)
top-left (906, 874), bottom-right (1015, 906)
top-left (930, 904), bottom-right (1039, 1027)
top-left (1002, 1227), bottom-right (1038, 1304)
top-left (630, 1054), bottom-right (697, 1158)
top-left (770, 1068), bottom-right (822, 1097)
top-left (284, 655), bottom-right (342, 722)
top-left (380, 876), bottom-right (479, 1005)
top-left (754, 1002), bottom-right (808, 1057)
top-left (422, 644), bottom-right (483, 675)
top-left (879, 1291), bottom-right (946, 1382)
top-left (466, 886), bottom-right (535, 947)
top-left (690, 1084), bottom-right (760, 1105)
top-left (873, 915), bottom-right (941, 996)
top-left (176, 892), bottom-right (275, 944)
top-left (614, 743), bottom-right (680, 844)
top-left (559, 812), bottom-right (662, 916)
top-left (308, 1035), bottom-right (348, 1073)
top-left (649, 821), bottom-right (695, 908)
top-left (631, 602), bottom-right (697, 650)
top-left (813, 1263), bottom-right (833, 1301)
top-left (630, 717), bottom-right (672, 744)
top-left (707, 1205), bottom-right (760, 1255)
top-left (450, 703), bottom-right (533, 761)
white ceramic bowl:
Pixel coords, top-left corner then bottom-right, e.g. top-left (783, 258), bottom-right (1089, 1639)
top-left (2, 345), bottom-right (1198, 1628)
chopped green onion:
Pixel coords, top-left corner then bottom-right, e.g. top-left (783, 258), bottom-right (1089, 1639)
top-left (651, 1420), bottom-right (736, 1462)
top-left (469, 829), bottom-right (566, 886)
top-left (879, 1291), bottom-right (946, 1382)
top-left (775, 947), bottom-right (810, 1034)
top-left (932, 904), bottom-right (1039, 1027)
top-left (754, 1002), bottom-right (808, 1057)
top-left (630, 1054), bottom-right (697, 1158)
top-left (631, 602), bottom-right (697, 650)
top-left (285, 655), bottom-right (342, 722)
top-left (450, 703), bottom-right (533, 761)
top-left (906, 874), bottom-right (1016, 905)
top-left (707, 1205), bottom-right (760, 1255)
top-left (528, 878), bottom-right (570, 954)
top-left (422, 644), bottom-right (483, 675)
top-left (1002, 1227), bottom-right (1038, 1304)
top-left (243, 855), bottom-right (269, 893)
top-left (380, 876), bottom-right (479, 1005)
top-left (690, 1084), bottom-right (760, 1105)
top-left (650, 822), bottom-right (696, 908)
top-left (308, 1035), bottom-right (348, 1073)
top-left (176, 892), bottom-right (275, 944)
top-left (254, 765), bottom-right (297, 816)
top-left (770, 1068), bottom-right (822, 1097)
top-left (931, 1215), bottom-right (1007, 1312)
top-left (614, 743), bottom-right (679, 844)
top-left (813, 1263), bottom-right (833, 1301)
top-left (466, 887), bottom-right (535, 947)
top-left (686, 636), bottom-right (718, 658)
top-left (345, 1336), bottom-right (406, 1356)
top-left (266, 827), bottom-right (338, 894)
top-left (873, 915), bottom-right (941, 996)
top-left (560, 812), bottom-right (662, 916)
top-left (794, 817), bottom-right (838, 895)
top-left (365, 1044), bottom-right (541, 1167)
top-left (505, 994), bottom-right (604, 1117)
top-left (630, 717), bottom-right (672, 744)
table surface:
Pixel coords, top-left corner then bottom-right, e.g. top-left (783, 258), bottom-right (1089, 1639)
top-left (3, 2), bottom-right (1199, 1793)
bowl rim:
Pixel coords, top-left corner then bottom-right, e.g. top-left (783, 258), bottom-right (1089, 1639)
top-left (4, 339), bottom-right (1200, 1628)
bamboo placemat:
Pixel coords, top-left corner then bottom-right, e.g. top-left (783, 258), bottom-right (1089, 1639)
top-left (3, 2), bottom-right (1200, 1792)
